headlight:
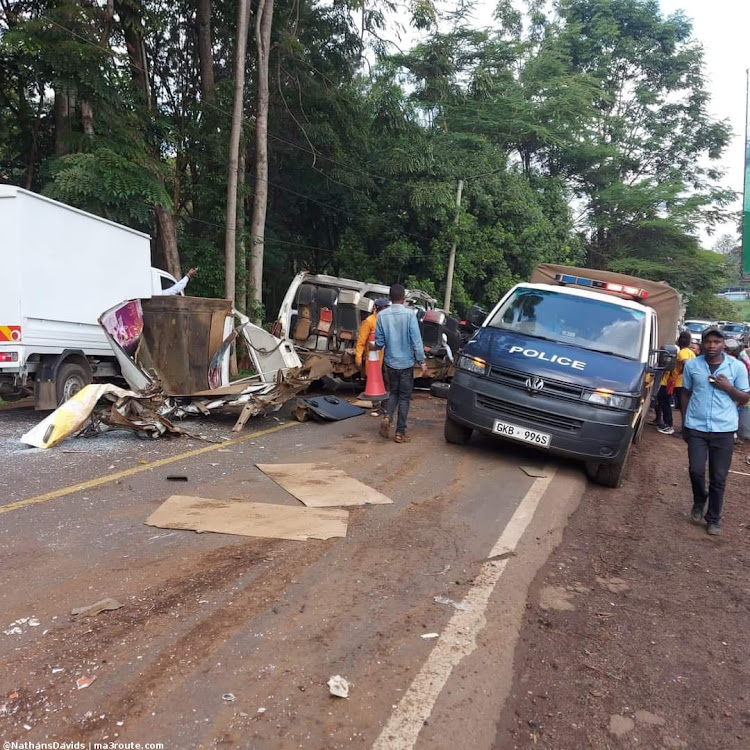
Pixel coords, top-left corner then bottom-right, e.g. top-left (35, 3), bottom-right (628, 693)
top-left (457, 354), bottom-right (487, 375)
top-left (585, 389), bottom-right (636, 410)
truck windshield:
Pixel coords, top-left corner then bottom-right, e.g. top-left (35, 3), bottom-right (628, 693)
top-left (487, 288), bottom-right (645, 360)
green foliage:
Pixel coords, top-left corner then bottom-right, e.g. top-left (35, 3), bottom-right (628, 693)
top-left (0, 0), bottom-right (733, 324)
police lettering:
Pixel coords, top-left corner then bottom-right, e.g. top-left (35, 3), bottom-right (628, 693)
top-left (508, 345), bottom-right (585, 370)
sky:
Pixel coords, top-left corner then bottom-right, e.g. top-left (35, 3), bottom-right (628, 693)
top-left (387, 0), bottom-right (750, 247)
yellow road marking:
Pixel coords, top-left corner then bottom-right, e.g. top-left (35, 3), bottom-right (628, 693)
top-left (0, 421), bottom-right (298, 516)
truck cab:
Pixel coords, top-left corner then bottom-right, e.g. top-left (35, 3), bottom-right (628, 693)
top-left (445, 267), bottom-right (679, 487)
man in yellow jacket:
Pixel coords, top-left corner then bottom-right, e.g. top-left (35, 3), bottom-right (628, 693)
top-left (356, 298), bottom-right (390, 368)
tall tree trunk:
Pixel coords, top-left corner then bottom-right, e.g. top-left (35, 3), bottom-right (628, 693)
top-left (80, 100), bottom-right (94, 136)
top-left (224, 0), bottom-right (251, 304)
top-left (248, 0), bottom-right (274, 319)
top-left (237, 139), bottom-right (247, 313)
top-left (197, 0), bottom-right (215, 103)
top-left (154, 205), bottom-right (182, 279)
top-left (54, 89), bottom-right (72, 156)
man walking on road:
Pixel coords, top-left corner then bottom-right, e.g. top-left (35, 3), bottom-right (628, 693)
top-left (681, 326), bottom-right (749, 535)
top-left (374, 284), bottom-right (427, 443)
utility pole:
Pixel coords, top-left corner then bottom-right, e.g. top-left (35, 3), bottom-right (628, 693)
top-left (443, 178), bottom-right (464, 313)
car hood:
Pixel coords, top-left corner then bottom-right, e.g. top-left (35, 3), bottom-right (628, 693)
top-left (464, 328), bottom-right (645, 393)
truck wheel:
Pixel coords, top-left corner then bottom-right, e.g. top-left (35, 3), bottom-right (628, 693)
top-left (430, 381), bottom-right (451, 399)
top-left (56, 362), bottom-right (91, 405)
top-left (586, 445), bottom-right (631, 488)
top-left (444, 414), bottom-right (472, 445)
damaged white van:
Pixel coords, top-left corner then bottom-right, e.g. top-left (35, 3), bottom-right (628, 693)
top-left (272, 272), bottom-right (462, 380)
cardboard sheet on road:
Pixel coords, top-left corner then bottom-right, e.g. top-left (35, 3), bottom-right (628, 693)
top-left (256, 463), bottom-right (393, 507)
top-left (145, 495), bottom-right (348, 540)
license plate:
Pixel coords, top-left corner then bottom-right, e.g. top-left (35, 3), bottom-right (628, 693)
top-left (492, 419), bottom-right (551, 447)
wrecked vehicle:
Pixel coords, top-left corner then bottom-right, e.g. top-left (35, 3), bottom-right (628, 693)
top-left (271, 272), bottom-right (462, 380)
top-left (21, 295), bottom-right (330, 448)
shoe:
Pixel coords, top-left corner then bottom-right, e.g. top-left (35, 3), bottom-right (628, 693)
top-left (394, 433), bottom-right (411, 444)
top-left (706, 523), bottom-right (721, 536)
top-left (657, 425), bottom-right (675, 435)
top-left (690, 505), bottom-right (704, 523)
top-left (379, 416), bottom-right (391, 439)
top-left (648, 419), bottom-right (663, 426)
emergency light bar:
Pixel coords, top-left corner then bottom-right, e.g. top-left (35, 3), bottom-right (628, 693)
top-left (553, 273), bottom-right (649, 300)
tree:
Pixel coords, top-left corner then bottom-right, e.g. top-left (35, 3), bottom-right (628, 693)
top-left (248, 0), bottom-right (274, 318)
top-left (224, 0), bottom-right (250, 304)
top-left (554, 0), bottom-right (734, 267)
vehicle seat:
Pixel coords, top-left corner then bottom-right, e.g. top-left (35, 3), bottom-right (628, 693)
top-left (335, 289), bottom-right (360, 342)
top-left (294, 284), bottom-right (318, 342)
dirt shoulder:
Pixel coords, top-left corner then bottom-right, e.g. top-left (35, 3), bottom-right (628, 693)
top-left (497, 427), bottom-right (750, 750)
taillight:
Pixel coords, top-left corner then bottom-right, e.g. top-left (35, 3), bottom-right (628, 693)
top-left (0, 352), bottom-right (19, 363)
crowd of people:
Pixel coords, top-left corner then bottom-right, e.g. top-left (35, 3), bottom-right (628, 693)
top-left (653, 326), bottom-right (750, 535)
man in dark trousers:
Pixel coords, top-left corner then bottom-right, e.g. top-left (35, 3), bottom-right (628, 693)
top-left (681, 326), bottom-right (749, 534)
top-left (374, 284), bottom-right (428, 443)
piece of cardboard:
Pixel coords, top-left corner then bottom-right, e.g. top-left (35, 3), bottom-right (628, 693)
top-left (145, 495), bottom-right (348, 540)
top-left (256, 463), bottom-right (393, 507)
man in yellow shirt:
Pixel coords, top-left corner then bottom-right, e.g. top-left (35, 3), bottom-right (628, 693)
top-left (356, 298), bottom-right (389, 369)
top-left (655, 331), bottom-right (695, 435)
top-left (672, 331), bottom-right (696, 433)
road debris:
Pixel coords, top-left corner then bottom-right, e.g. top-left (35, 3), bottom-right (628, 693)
top-left (519, 465), bottom-right (548, 478)
top-left (327, 675), bottom-right (350, 698)
top-left (256, 463), bottom-right (393, 507)
top-left (222, 693), bottom-right (236, 702)
top-left (166, 475), bottom-right (189, 482)
top-left (76, 676), bottom-right (97, 690)
top-left (295, 396), bottom-right (366, 422)
top-left (146, 495), bottom-right (349, 541)
top-left (421, 633), bottom-right (440, 639)
top-left (433, 595), bottom-right (471, 611)
top-left (71, 598), bottom-right (123, 618)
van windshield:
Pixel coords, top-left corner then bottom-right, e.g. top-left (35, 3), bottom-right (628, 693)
top-left (487, 288), bottom-right (646, 360)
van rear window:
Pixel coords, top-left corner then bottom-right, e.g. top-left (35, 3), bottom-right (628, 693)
top-left (487, 288), bottom-right (645, 360)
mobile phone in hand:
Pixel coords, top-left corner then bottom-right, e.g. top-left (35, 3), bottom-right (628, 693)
top-left (708, 375), bottom-right (717, 384)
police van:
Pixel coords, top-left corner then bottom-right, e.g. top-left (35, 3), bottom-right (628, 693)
top-left (445, 264), bottom-right (680, 487)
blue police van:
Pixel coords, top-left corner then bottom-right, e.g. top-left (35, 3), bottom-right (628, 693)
top-left (445, 265), bottom-right (679, 487)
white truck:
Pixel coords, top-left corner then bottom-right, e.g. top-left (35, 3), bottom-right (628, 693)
top-left (0, 187), bottom-right (179, 408)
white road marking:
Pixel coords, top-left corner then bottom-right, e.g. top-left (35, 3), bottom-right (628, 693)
top-left (372, 466), bottom-right (557, 750)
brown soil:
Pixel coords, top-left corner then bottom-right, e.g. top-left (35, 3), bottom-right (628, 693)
top-left (497, 426), bottom-right (750, 749)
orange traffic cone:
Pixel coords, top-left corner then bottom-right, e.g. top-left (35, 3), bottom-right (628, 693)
top-left (360, 330), bottom-right (388, 402)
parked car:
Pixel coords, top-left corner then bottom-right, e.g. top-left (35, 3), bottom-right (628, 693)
top-left (682, 319), bottom-right (715, 346)
top-left (272, 272), bottom-right (461, 380)
top-left (721, 322), bottom-right (750, 348)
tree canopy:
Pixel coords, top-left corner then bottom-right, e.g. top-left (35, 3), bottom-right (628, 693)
top-left (0, 0), bottom-right (736, 319)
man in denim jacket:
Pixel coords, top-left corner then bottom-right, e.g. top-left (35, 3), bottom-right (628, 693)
top-left (374, 284), bottom-right (427, 443)
top-left (681, 327), bottom-right (750, 534)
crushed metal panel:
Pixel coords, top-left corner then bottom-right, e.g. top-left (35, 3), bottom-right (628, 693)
top-left (99, 300), bottom-right (152, 391)
top-left (145, 495), bottom-right (348, 540)
top-left (256, 462), bottom-right (393, 508)
top-left (139, 296), bottom-right (233, 395)
top-left (239, 313), bottom-right (301, 382)
top-left (20, 383), bottom-right (136, 448)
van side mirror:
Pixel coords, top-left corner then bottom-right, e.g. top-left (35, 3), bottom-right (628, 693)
top-left (657, 344), bottom-right (678, 370)
top-left (467, 305), bottom-right (486, 329)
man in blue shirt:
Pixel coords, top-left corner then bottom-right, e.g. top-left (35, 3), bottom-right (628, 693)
top-left (681, 327), bottom-right (750, 534)
top-left (374, 284), bottom-right (428, 442)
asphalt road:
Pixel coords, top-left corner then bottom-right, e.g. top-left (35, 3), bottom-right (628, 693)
top-left (0, 394), bottom-right (586, 749)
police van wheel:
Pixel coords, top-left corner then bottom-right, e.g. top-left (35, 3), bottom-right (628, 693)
top-left (586, 448), bottom-right (630, 489)
top-left (430, 381), bottom-right (451, 399)
top-left (444, 414), bottom-right (472, 445)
